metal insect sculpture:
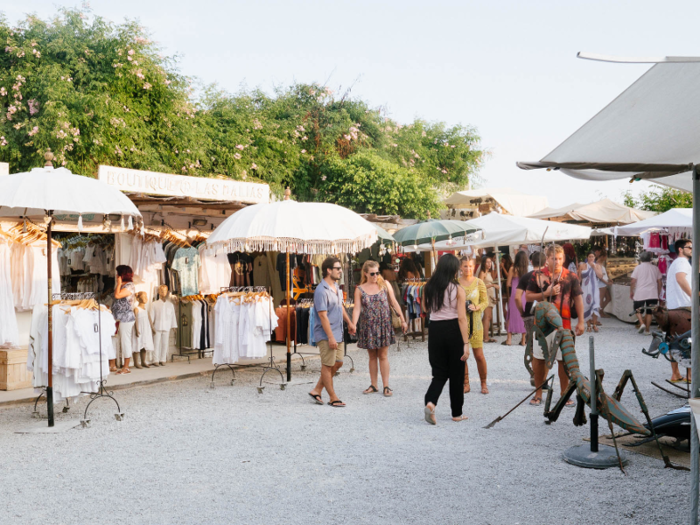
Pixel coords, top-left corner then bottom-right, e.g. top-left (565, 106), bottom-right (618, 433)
top-left (642, 306), bottom-right (692, 398)
top-left (489, 301), bottom-right (684, 471)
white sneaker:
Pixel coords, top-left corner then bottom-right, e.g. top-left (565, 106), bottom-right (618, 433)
top-left (637, 325), bottom-right (645, 333)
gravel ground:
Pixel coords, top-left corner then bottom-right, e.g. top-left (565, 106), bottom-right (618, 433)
top-left (0, 317), bottom-right (690, 525)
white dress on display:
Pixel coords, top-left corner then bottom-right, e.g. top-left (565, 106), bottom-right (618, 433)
top-left (0, 239), bottom-right (19, 348)
top-left (133, 308), bottom-right (155, 352)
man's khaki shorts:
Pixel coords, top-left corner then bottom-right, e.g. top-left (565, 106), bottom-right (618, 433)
top-left (318, 340), bottom-right (345, 367)
top-left (533, 331), bottom-right (563, 362)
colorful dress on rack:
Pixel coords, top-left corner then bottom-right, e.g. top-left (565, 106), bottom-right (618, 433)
top-left (357, 286), bottom-right (396, 350)
top-left (460, 278), bottom-right (488, 347)
top-left (507, 276), bottom-right (526, 334)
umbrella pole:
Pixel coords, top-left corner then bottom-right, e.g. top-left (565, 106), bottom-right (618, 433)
top-left (286, 250), bottom-right (291, 382)
top-left (46, 212), bottom-right (54, 427)
top-left (690, 164), bottom-right (700, 524)
top-left (495, 248), bottom-right (506, 335)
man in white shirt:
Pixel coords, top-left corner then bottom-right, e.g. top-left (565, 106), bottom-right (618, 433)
top-left (665, 239), bottom-right (693, 382)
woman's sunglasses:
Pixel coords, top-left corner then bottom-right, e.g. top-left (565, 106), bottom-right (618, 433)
top-left (368, 271), bottom-right (380, 276)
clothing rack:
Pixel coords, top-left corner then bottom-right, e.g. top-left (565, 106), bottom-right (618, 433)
top-left (400, 280), bottom-right (427, 343)
top-left (33, 292), bottom-right (123, 427)
top-left (208, 286), bottom-right (286, 392)
top-left (172, 293), bottom-right (215, 363)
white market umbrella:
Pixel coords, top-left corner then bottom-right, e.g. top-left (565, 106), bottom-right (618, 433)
top-left (208, 199), bottom-right (377, 254)
top-left (403, 213), bottom-right (592, 251)
top-left (615, 208), bottom-right (692, 237)
top-left (0, 160), bottom-right (141, 427)
top-left (404, 213), bottom-right (591, 334)
top-left (207, 198), bottom-right (378, 380)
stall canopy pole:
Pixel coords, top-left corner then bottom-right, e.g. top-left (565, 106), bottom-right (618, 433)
top-left (286, 249), bottom-right (292, 382)
top-left (494, 248), bottom-right (506, 334)
top-left (46, 211), bottom-right (55, 427)
top-left (690, 164), bottom-right (700, 525)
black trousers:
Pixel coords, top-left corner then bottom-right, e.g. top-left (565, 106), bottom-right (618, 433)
top-left (425, 319), bottom-right (465, 417)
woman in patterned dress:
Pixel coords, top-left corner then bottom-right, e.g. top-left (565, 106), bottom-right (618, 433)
top-left (352, 261), bottom-right (407, 397)
top-left (112, 265), bottom-right (136, 374)
top-left (459, 257), bottom-right (490, 394)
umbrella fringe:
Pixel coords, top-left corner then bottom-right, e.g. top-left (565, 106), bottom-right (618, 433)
top-left (212, 234), bottom-right (377, 255)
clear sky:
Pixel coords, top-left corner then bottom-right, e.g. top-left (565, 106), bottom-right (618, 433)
top-left (4, 1), bottom-right (699, 208)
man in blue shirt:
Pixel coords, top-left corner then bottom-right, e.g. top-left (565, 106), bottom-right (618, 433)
top-left (308, 257), bottom-right (355, 407)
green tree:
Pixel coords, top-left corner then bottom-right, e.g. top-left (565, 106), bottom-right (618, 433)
top-left (0, 7), bottom-right (485, 219)
top-left (623, 185), bottom-right (692, 213)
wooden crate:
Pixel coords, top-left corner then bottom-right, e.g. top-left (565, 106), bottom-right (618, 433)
top-left (0, 348), bottom-right (32, 391)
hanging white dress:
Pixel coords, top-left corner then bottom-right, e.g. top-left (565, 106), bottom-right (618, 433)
top-left (0, 240), bottom-right (19, 348)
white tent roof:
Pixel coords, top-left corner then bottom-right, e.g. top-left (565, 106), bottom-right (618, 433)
top-left (571, 198), bottom-right (654, 224)
top-left (616, 208), bottom-right (692, 236)
top-left (529, 202), bottom-right (584, 220)
top-left (518, 58), bottom-right (700, 184)
top-left (403, 212), bottom-right (591, 251)
top-left (443, 187), bottom-right (548, 217)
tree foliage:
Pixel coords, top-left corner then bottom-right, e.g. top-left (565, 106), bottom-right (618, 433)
top-left (0, 8), bottom-right (484, 218)
top-left (623, 185), bottom-right (692, 213)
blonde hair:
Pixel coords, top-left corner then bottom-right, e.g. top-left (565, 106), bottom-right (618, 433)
top-left (545, 244), bottom-right (564, 257)
top-left (360, 260), bottom-right (387, 290)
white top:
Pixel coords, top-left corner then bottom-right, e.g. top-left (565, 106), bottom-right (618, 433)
top-left (666, 256), bottom-right (692, 309)
top-left (631, 262), bottom-right (662, 301)
top-left (150, 299), bottom-right (178, 332)
top-left (198, 244), bottom-right (232, 295)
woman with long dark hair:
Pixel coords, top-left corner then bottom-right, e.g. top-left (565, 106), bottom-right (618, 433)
top-left (504, 250), bottom-right (528, 346)
top-left (423, 254), bottom-right (471, 425)
top-left (478, 256), bottom-right (498, 343)
top-left (398, 258), bottom-right (420, 282)
top-left (112, 265), bottom-right (136, 374)
top-left (563, 243), bottom-right (578, 274)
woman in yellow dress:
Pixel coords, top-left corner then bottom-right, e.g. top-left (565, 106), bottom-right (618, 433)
top-left (459, 257), bottom-right (490, 394)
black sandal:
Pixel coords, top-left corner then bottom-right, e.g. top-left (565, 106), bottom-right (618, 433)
top-left (308, 392), bottom-right (323, 405)
top-left (383, 387), bottom-right (393, 397)
top-left (363, 385), bottom-right (378, 394)
top-left (328, 400), bottom-right (346, 407)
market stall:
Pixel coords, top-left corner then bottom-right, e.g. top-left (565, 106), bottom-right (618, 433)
top-left (0, 156), bottom-right (141, 426)
top-left (517, 54), bottom-right (700, 521)
top-left (207, 191), bottom-right (378, 381)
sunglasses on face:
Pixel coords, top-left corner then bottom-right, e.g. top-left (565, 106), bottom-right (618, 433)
top-left (368, 271), bottom-right (380, 276)
top-left (333, 267), bottom-right (343, 271)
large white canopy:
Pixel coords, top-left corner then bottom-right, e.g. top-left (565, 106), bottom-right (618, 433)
top-left (517, 59), bottom-right (700, 183)
top-left (444, 187), bottom-right (548, 217)
top-left (517, 56), bottom-right (700, 516)
top-left (403, 212), bottom-right (591, 251)
top-left (0, 166), bottom-right (140, 218)
top-left (616, 208), bottom-right (692, 236)
top-left (207, 199), bottom-right (377, 254)
top-left (528, 198), bottom-right (654, 225)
